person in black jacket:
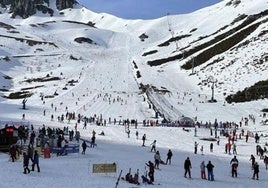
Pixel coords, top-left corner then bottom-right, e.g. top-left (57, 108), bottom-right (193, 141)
top-left (166, 149), bottom-right (173, 165)
top-left (206, 161), bottom-right (214, 181)
top-left (230, 156), bottom-right (239, 177)
top-left (81, 141), bottom-right (88, 155)
top-left (249, 154), bottom-right (255, 170)
top-left (142, 134), bottom-right (146, 146)
top-left (252, 162), bottom-right (259, 180)
top-left (23, 152), bottom-right (30, 174)
top-left (184, 157), bottom-right (192, 178)
top-left (146, 161), bottom-right (155, 183)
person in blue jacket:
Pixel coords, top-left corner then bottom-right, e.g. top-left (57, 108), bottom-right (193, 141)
top-left (32, 150), bottom-right (40, 172)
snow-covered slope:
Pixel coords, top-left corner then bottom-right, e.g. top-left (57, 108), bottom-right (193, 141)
top-left (0, 0), bottom-right (267, 123)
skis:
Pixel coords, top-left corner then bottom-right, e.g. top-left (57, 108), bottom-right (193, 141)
top-left (115, 170), bottom-right (123, 188)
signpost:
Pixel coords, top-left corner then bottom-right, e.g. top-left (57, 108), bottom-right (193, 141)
top-left (92, 163), bottom-right (117, 173)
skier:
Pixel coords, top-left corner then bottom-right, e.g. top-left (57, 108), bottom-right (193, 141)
top-left (166, 149), bottom-right (173, 165)
top-left (136, 131), bottom-right (139, 139)
top-left (200, 161), bottom-right (206, 179)
top-left (184, 157), bottom-right (192, 178)
top-left (150, 140), bottom-right (156, 152)
top-left (230, 156), bottom-right (239, 177)
top-left (206, 161), bottom-right (214, 181)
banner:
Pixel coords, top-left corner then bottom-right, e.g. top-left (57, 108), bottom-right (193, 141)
top-left (50, 144), bottom-right (79, 154)
top-left (92, 163), bottom-right (117, 173)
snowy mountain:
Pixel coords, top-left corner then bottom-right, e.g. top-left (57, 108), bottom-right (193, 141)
top-left (0, 0), bottom-right (267, 123)
top-left (0, 0), bottom-right (268, 188)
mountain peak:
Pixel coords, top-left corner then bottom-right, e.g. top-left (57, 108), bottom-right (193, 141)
top-left (0, 0), bottom-right (77, 18)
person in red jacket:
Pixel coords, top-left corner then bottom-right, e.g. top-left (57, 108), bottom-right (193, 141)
top-left (9, 145), bottom-right (17, 162)
top-left (200, 161), bottom-right (206, 179)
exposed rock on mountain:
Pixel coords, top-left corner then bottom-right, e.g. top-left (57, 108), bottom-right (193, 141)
top-left (56, 0), bottom-right (76, 11)
top-left (0, 0), bottom-right (76, 18)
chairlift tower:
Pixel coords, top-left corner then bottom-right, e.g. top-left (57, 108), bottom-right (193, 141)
top-left (207, 76), bottom-right (217, 103)
top-left (166, 13), bottom-right (179, 52)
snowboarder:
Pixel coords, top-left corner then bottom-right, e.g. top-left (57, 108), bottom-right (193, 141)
top-left (184, 157), bottom-right (192, 178)
top-left (206, 161), bottom-right (214, 181)
top-left (166, 149), bottom-right (173, 165)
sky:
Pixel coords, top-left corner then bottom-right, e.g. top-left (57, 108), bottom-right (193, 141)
top-left (77, 0), bottom-right (222, 19)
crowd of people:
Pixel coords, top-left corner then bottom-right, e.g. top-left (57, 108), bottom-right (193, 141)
top-left (6, 93), bottom-right (268, 186)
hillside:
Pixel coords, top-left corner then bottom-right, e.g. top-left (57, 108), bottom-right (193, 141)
top-left (0, 0), bottom-right (267, 123)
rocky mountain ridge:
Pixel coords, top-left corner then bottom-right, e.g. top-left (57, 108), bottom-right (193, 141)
top-left (0, 0), bottom-right (77, 18)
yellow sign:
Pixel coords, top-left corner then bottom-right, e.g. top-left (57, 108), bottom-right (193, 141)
top-left (92, 163), bottom-right (117, 173)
